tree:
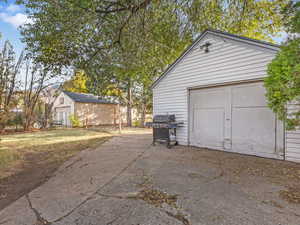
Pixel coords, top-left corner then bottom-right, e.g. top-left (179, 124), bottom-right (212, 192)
top-left (282, 0), bottom-right (300, 34)
top-left (7, 112), bottom-right (23, 131)
top-left (19, 0), bottom-right (290, 125)
top-left (63, 70), bottom-right (89, 93)
top-left (22, 61), bottom-right (59, 130)
top-left (19, 0), bottom-right (289, 67)
top-left (39, 84), bottom-right (62, 128)
top-left (265, 1), bottom-right (300, 130)
top-left (0, 41), bottom-right (24, 131)
top-left (181, 0), bottom-right (288, 41)
top-left (18, 0), bottom-right (153, 69)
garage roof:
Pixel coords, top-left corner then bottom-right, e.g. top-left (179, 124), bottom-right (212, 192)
top-left (63, 91), bottom-right (116, 104)
top-left (151, 29), bottom-right (281, 89)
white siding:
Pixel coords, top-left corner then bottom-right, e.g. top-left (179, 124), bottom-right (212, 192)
top-left (153, 33), bottom-right (277, 145)
top-left (286, 102), bottom-right (300, 162)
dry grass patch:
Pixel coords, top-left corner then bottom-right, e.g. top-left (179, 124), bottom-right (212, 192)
top-left (0, 128), bottom-right (111, 175)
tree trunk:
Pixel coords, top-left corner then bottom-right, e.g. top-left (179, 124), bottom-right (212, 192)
top-left (23, 109), bottom-right (34, 131)
top-left (0, 123), bottom-right (5, 133)
top-left (43, 102), bottom-right (54, 129)
top-left (118, 103), bottom-right (122, 134)
top-left (23, 117), bottom-right (31, 131)
top-left (42, 103), bottom-right (49, 129)
top-left (140, 110), bottom-right (146, 128)
top-left (126, 81), bottom-right (132, 127)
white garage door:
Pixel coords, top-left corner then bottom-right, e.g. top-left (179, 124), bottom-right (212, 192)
top-left (189, 82), bottom-right (284, 159)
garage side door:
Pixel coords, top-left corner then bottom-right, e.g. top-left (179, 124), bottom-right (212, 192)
top-left (189, 82), bottom-right (284, 159)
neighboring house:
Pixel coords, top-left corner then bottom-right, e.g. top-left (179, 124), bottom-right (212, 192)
top-left (53, 91), bottom-right (122, 127)
top-left (152, 29), bottom-right (300, 163)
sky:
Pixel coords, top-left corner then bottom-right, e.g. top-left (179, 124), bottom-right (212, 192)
top-left (0, 0), bottom-right (31, 56)
top-left (0, 1), bottom-right (288, 59)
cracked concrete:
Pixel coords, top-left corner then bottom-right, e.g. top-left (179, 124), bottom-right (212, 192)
top-left (25, 194), bottom-right (50, 224)
top-left (1, 129), bottom-right (300, 225)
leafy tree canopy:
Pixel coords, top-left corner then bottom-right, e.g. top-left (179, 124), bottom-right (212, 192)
top-left (18, 0), bottom-right (290, 124)
top-left (282, 0), bottom-right (300, 33)
top-left (63, 70), bottom-right (89, 93)
top-left (18, 0), bottom-right (289, 71)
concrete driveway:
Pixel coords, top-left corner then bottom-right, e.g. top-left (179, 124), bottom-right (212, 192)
top-left (1, 129), bottom-right (300, 225)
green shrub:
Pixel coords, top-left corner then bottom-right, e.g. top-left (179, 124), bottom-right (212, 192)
top-left (264, 39), bottom-right (300, 130)
top-left (132, 120), bottom-right (140, 127)
top-left (69, 114), bottom-right (81, 127)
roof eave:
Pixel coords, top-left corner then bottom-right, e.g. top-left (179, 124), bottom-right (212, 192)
top-left (74, 100), bottom-right (117, 104)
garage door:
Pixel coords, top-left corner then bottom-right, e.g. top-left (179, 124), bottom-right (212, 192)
top-left (189, 82), bottom-right (284, 159)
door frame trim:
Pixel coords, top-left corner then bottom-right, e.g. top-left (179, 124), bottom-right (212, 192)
top-left (187, 78), bottom-right (286, 159)
top-left (187, 78), bottom-right (264, 91)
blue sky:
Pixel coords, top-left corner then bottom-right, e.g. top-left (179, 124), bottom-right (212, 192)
top-left (0, 0), bottom-right (30, 56)
top-left (0, 0), bottom-right (288, 58)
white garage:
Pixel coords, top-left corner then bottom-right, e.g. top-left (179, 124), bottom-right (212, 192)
top-left (152, 29), bottom-right (300, 162)
top-left (189, 82), bottom-right (284, 159)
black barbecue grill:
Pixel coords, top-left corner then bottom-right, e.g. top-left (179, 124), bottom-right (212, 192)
top-left (148, 114), bottom-right (182, 148)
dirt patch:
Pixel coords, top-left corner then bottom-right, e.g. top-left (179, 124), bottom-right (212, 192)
top-left (279, 187), bottom-right (300, 204)
top-left (0, 152), bottom-right (59, 210)
top-left (0, 136), bottom-right (110, 210)
top-left (0, 128), bottom-right (41, 135)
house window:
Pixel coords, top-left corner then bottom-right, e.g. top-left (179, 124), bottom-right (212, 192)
top-left (59, 97), bottom-right (64, 104)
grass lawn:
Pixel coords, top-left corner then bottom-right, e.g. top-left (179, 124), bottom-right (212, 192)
top-left (0, 128), bottom-right (111, 209)
top-left (0, 128), bottom-right (111, 175)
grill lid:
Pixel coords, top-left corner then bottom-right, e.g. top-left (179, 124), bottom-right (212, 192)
top-left (153, 114), bottom-right (175, 123)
